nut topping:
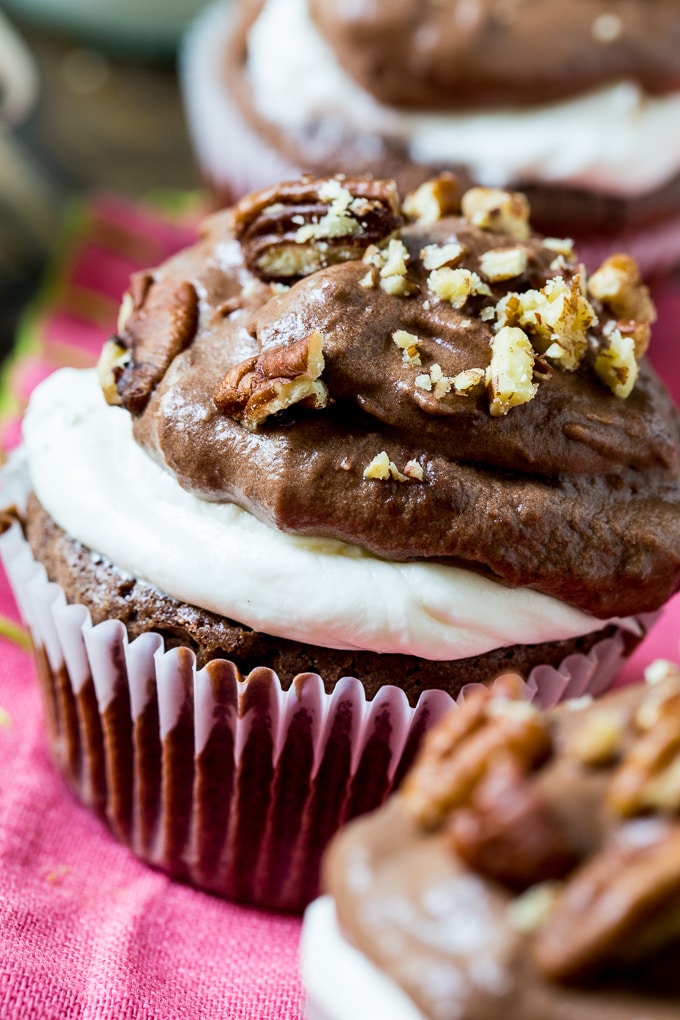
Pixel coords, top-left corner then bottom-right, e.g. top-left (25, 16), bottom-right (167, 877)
top-left (494, 273), bottom-right (595, 372)
top-left (587, 253), bottom-right (656, 358)
top-left (101, 276), bottom-right (198, 415)
top-left (532, 825), bottom-right (680, 981)
top-left (427, 267), bottom-right (492, 308)
top-left (97, 339), bottom-right (130, 406)
top-left (449, 755), bottom-right (579, 891)
top-left (607, 684), bottom-right (680, 817)
top-left (420, 242), bottom-right (466, 271)
top-left (214, 330), bottom-right (328, 430)
top-left (402, 688), bottom-right (552, 829)
top-left (363, 451), bottom-right (423, 482)
top-left (233, 176), bottom-right (402, 282)
top-left (486, 326), bottom-right (537, 417)
top-left (403, 173), bottom-right (461, 224)
top-left (363, 238), bottom-right (418, 296)
top-left (479, 245), bottom-right (528, 282)
top-left (461, 187), bottom-right (531, 240)
top-left (392, 329), bottom-right (422, 366)
top-left (594, 327), bottom-right (639, 399)
top-left (564, 707), bottom-right (626, 767)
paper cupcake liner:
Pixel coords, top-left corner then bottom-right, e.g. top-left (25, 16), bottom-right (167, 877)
top-left (0, 519), bottom-right (652, 911)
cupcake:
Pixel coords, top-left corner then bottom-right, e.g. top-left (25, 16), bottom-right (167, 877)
top-left (182, 0), bottom-right (680, 274)
top-left (303, 661), bottom-right (680, 1020)
top-left (1, 173), bottom-right (679, 912)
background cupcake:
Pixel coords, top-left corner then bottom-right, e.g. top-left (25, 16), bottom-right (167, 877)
top-left (2, 173), bottom-right (679, 912)
top-left (182, 0), bottom-right (680, 274)
top-left (303, 661), bottom-right (680, 1020)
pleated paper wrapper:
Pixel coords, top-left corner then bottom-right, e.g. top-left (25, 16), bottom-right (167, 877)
top-left (0, 519), bottom-right (646, 912)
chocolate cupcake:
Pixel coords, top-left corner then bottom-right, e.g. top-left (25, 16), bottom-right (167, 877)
top-left (304, 661), bottom-right (680, 1020)
top-left (1, 173), bottom-right (679, 912)
top-left (182, 0), bottom-right (680, 274)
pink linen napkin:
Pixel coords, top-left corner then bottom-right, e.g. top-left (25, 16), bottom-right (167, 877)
top-left (0, 194), bottom-right (678, 1019)
top-left (0, 567), bottom-right (303, 1020)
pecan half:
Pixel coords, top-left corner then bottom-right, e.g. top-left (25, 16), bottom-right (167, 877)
top-left (214, 329), bottom-right (328, 430)
top-left (233, 176), bottom-right (402, 282)
top-left (401, 688), bottom-right (552, 829)
top-left (449, 755), bottom-right (579, 891)
top-left (532, 824), bottom-right (680, 981)
top-left (607, 681), bottom-right (680, 817)
top-left (100, 276), bottom-right (198, 415)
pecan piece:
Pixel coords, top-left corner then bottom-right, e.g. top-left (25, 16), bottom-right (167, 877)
top-left (401, 687), bottom-right (552, 829)
top-left (607, 681), bottom-right (680, 816)
top-left (402, 173), bottom-right (461, 224)
top-left (214, 329), bottom-right (328, 430)
top-left (587, 253), bottom-right (656, 357)
top-left (461, 186), bottom-right (531, 240)
top-left (100, 276), bottom-right (199, 415)
top-left (233, 176), bottom-right (402, 282)
top-left (449, 755), bottom-right (579, 891)
top-left (532, 824), bottom-right (680, 981)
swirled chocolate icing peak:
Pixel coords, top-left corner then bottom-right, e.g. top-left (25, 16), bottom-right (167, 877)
top-left (98, 175), bottom-right (680, 619)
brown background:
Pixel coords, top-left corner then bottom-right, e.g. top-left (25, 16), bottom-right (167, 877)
top-left (0, 10), bottom-right (202, 360)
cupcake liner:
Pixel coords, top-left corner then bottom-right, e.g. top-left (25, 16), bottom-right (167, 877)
top-left (0, 518), bottom-right (652, 912)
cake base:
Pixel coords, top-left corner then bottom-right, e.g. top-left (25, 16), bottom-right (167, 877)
top-left (24, 493), bottom-right (641, 705)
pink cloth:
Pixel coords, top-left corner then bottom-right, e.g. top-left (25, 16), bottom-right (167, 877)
top-left (0, 197), bottom-right (678, 1018)
top-left (0, 565), bottom-right (303, 1019)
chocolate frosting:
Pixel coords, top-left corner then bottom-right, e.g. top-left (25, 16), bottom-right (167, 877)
top-left (106, 180), bottom-right (680, 620)
top-left (309, 0), bottom-right (680, 110)
top-left (323, 678), bottom-right (680, 1019)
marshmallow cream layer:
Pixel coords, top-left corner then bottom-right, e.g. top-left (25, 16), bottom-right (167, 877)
top-left (301, 897), bottom-right (424, 1020)
top-left (247, 0), bottom-right (680, 198)
top-left (20, 368), bottom-right (619, 660)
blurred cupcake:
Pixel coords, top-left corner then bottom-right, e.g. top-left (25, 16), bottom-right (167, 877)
top-left (182, 0), bottom-right (680, 274)
top-left (303, 661), bottom-right (680, 1019)
top-left (2, 173), bottom-right (679, 912)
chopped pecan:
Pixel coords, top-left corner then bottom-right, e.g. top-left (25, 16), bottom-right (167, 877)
top-left (479, 245), bottom-right (528, 282)
top-left (402, 173), bottom-right (461, 224)
top-left (233, 176), bottom-right (402, 282)
top-left (563, 705), bottom-right (627, 768)
top-left (449, 755), bottom-right (579, 891)
top-left (607, 681), bottom-right (680, 816)
top-left (97, 339), bottom-right (130, 406)
top-left (532, 824), bottom-right (680, 981)
top-left (363, 238), bottom-right (418, 296)
top-left (486, 325), bottom-right (537, 416)
top-left (587, 253), bottom-right (656, 357)
top-left (593, 326), bottom-right (639, 399)
top-left (214, 329), bottom-right (328, 430)
top-left (401, 688), bottom-right (552, 829)
top-left (101, 277), bottom-right (198, 415)
top-left (461, 187), bottom-right (530, 240)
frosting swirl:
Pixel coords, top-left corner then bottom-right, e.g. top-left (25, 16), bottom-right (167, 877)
top-left (100, 176), bottom-right (680, 619)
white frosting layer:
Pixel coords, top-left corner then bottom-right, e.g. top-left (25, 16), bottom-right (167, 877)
top-left (301, 896), bottom-right (425, 1020)
top-left (247, 0), bottom-right (680, 198)
top-left (20, 368), bottom-right (625, 659)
